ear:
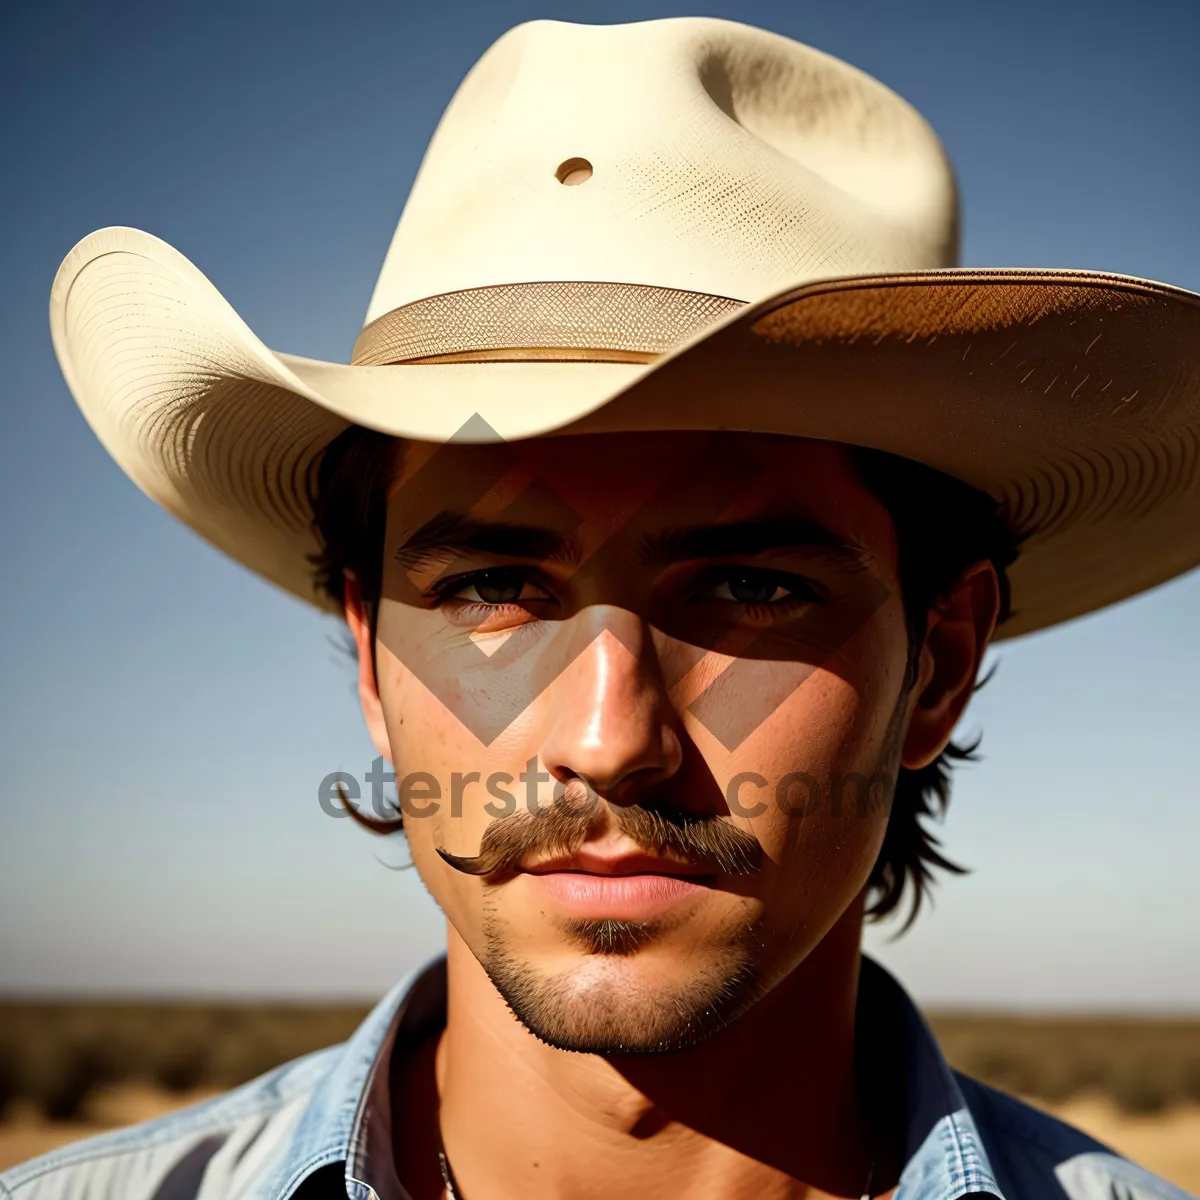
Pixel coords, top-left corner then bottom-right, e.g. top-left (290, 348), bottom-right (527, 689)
top-left (344, 575), bottom-right (395, 764)
top-left (901, 561), bottom-right (1001, 770)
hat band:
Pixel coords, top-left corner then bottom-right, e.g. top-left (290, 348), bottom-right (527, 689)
top-left (351, 280), bottom-right (745, 366)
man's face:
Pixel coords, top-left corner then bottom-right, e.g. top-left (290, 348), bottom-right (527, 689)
top-left (363, 431), bottom-right (922, 1052)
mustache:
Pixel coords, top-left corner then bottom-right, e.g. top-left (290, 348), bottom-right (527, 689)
top-left (435, 794), bottom-right (764, 878)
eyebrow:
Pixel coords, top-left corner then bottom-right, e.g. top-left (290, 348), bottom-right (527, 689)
top-left (639, 518), bottom-right (872, 569)
top-left (396, 511), bottom-right (870, 572)
top-left (394, 511), bottom-right (578, 570)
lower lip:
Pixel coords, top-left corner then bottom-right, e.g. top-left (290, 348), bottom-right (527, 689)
top-left (524, 872), bottom-right (714, 919)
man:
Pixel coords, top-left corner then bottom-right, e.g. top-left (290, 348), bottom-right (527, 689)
top-left (8, 14), bottom-right (1198, 1200)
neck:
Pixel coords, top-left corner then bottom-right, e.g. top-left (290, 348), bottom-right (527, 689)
top-left (430, 901), bottom-right (885, 1200)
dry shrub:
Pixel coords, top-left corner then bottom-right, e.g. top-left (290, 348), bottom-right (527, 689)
top-left (0, 1003), bottom-right (368, 1121)
top-left (1, 1004), bottom-right (1198, 1121)
top-left (928, 1014), bottom-right (1200, 1114)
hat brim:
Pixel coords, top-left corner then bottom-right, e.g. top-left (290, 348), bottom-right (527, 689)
top-left (51, 226), bottom-right (1200, 639)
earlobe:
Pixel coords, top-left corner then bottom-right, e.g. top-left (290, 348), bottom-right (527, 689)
top-left (900, 561), bottom-right (1000, 771)
top-left (344, 576), bottom-right (394, 763)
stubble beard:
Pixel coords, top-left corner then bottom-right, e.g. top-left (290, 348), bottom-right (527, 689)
top-left (481, 902), bottom-right (766, 1054)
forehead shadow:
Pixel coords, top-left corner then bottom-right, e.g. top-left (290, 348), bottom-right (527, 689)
top-left (387, 430), bottom-right (849, 491)
top-left (384, 431), bottom-right (886, 568)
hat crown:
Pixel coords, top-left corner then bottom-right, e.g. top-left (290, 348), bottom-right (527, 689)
top-left (364, 17), bottom-right (959, 328)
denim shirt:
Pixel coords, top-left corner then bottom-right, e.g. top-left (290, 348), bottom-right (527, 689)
top-left (1, 955), bottom-right (1191, 1200)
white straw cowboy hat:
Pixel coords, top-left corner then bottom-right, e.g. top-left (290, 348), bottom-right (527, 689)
top-left (51, 17), bottom-right (1200, 639)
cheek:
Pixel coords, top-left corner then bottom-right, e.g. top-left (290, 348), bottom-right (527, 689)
top-left (371, 649), bottom-right (492, 946)
top-left (372, 640), bottom-right (486, 885)
top-left (737, 673), bottom-right (895, 956)
top-left (686, 591), bottom-right (909, 822)
top-left (372, 639), bottom-right (558, 939)
top-left (701, 603), bottom-right (909, 937)
top-left (376, 596), bottom-right (572, 756)
top-left (374, 640), bottom-right (462, 773)
top-left (742, 669), bottom-right (892, 845)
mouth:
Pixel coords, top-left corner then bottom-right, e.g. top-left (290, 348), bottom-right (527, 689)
top-left (521, 852), bottom-right (718, 919)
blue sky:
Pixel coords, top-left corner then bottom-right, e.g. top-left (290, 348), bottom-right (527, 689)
top-left (1, 0), bottom-right (1197, 1008)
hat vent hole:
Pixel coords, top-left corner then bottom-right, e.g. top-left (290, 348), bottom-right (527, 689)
top-left (555, 157), bottom-right (593, 186)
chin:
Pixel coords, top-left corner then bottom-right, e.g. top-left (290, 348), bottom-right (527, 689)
top-left (482, 932), bottom-right (765, 1055)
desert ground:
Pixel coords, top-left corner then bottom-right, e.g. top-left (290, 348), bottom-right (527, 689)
top-left (0, 1004), bottom-right (1197, 1191)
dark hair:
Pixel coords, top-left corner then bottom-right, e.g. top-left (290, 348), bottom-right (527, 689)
top-left (309, 426), bottom-right (1023, 930)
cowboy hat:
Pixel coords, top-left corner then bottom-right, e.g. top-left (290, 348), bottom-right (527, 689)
top-left (49, 17), bottom-right (1200, 640)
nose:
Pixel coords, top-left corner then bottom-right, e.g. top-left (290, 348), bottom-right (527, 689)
top-left (540, 609), bottom-right (683, 804)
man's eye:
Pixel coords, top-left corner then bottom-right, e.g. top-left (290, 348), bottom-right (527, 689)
top-left (442, 569), bottom-right (549, 606)
top-left (713, 575), bottom-right (791, 604)
top-left (701, 569), bottom-right (819, 606)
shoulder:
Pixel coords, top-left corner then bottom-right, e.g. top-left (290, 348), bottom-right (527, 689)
top-left (0, 1046), bottom-right (340, 1200)
top-left (956, 1071), bottom-right (1196, 1200)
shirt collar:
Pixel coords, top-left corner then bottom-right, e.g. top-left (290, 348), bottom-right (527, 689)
top-left (272, 954), bottom-right (1003, 1200)
top-left (859, 957), bottom-right (1004, 1200)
